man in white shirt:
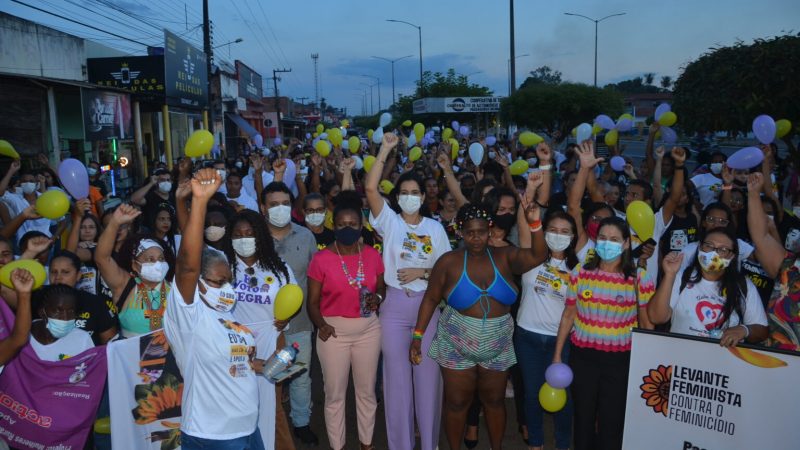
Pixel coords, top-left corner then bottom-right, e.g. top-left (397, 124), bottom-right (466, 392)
top-left (0, 161), bottom-right (52, 243)
top-left (690, 151), bottom-right (726, 208)
top-left (225, 171), bottom-right (259, 212)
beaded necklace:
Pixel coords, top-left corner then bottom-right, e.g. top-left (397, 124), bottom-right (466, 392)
top-left (137, 280), bottom-right (167, 329)
top-left (334, 242), bottom-right (364, 289)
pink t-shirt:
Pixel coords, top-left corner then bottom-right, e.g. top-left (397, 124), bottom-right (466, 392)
top-left (308, 246), bottom-right (385, 318)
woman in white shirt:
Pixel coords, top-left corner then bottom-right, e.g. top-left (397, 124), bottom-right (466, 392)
top-left (31, 284), bottom-right (94, 362)
top-left (165, 168), bottom-right (265, 449)
top-left (649, 228), bottom-right (768, 345)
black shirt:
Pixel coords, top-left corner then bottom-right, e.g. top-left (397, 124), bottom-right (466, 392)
top-left (76, 290), bottom-right (117, 345)
top-left (142, 189), bottom-right (175, 230)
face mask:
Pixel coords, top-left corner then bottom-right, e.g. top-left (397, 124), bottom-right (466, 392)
top-left (305, 212), bottom-right (325, 227)
top-left (13, 187), bottom-right (22, 195)
top-left (710, 163), bottom-right (723, 175)
top-left (87, 168), bottom-right (98, 176)
top-left (767, 215), bottom-right (775, 222)
top-left (595, 240), bottom-right (624, 261)
top-left (492, 214), bottom-right (515, 232)
top-left (586, 221), bottom-right (601, 241)
top-left (545, 232), bottom-right (572, 252)
top-left (235, 161), bottom-right (243, 169)
top-left (488, 151), bottom-right (496, 159)
top-left (268, 205), bottom-right (292, 227)
top-left (232, 237), bottom-right (257, 257)
top-left (139, 261), bottom-right (169, 282)
top-left (217, 169), bottom-right (227, 182)
top-left (697, 250), bottom-right (732, 272)
top-left (46, 317), bottom-right (76, 339)
top-left (398, 195), bottom-right (422, 214)
top-left (158, 181), bottom-right (172, 193)
top-left (527, 158), bottom-right (537, 166)
top-left (335, 226), bottom-right (361, 245)
top-left (300, 160), bottom-right (307, 169)
top-left (21, 182), bottom-right (37, 194)
top-left (199, 279), bottom-right (236, 312)
top-left (204, 225), bottom-right (226, 242)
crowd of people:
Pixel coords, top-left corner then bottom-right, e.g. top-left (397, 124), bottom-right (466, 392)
top-left (0, 119), bottom-right (798, 450)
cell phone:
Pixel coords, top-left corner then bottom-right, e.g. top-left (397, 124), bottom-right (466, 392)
top-left (270, 362), bottom-right (307, 383)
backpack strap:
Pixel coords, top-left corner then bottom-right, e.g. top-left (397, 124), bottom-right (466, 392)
top-left (115, 276), bottom-right (137, 312)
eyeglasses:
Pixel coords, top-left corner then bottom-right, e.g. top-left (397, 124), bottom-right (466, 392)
top-left (245, 267), bottom-right (257, 287)
top-left (304, 208), bottom-right (325, 214)
top-left (700, 241), bottom-right (735, 258)
top-left (704, 216), bottom-right (730, 227)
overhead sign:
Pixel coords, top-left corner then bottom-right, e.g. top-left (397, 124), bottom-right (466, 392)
top-left (87, 56), bottom-right (165, 96)
top-left (622, 330), bottom-right (799, 449)
top-left (236, 60), bottom-right (263, 102)
top-left (412, 96), bottom-right (503, 114)
top-left (164, 30), bottom-right (208, 108)
top-left (81, 89), bottom-right (132, 141)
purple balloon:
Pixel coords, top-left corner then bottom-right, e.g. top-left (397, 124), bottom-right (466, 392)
top-left (660, 126), bottom-right (677, 144)
top-left (283, 159), bottom-right (297, 189)
top-left (452, 121), bottom-right (460, 131)
top-left (726, 146), bottom-right (764, 170)
top-left (274, 137), bottom-right (282, 146)
top-left (752, 115), bottom-right (776, 145)
top-left (486, 136), bottom-right (497, 146)
top-left (253, 134), bottom-right (264, 148)
top-left (594, 114), bottom-right (615, 130)
top-left (616, 118), bottom-right (633, 132)
top-left (545, 363), bottom-right (573, 389)
top-left (305, 133), bottom-right (311, 139)
top-left (459, 125), bottom-right (470, 137)
top-left (610, 156), bottom-right (626, 172)
top-left (654, 103), bottom-right (671, 121)
top-left (58, 158), bottom-right (89, 199)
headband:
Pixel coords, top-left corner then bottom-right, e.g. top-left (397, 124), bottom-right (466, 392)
top-left (135, 239), bottom-right (163, 257)
top-left (455, 205), bottom-right (493, 230)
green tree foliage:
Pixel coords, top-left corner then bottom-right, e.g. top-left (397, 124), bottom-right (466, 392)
top-left (672, 33), bottom-right (800, 134)
top-left (501, 82), bottom-right (624, 137)
top-left (660, 76), bottom-right (673, 91)
top-left (604, 76), bottom-right (662, 94)
top-left (519, 65), bottom-right (563, 89)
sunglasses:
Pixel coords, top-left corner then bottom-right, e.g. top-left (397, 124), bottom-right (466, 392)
top-left (245, 267), bottom-right (257, 287)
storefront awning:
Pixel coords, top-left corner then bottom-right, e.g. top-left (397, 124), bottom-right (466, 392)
top-left (226, 113), bottom-right (259, 137)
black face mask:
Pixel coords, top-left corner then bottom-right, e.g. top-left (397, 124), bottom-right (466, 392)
top-left (493, 213), bottom-right (516, 232)
top-left (335, 226), bottom-right (361, 245)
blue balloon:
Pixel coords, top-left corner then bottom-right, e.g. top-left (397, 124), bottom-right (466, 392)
top-left (545, 363), bottom-right (573, 389)
top-left (486, 136), bottom-right (497, 146)
top-left (726, 146), bottom-right (764, 170)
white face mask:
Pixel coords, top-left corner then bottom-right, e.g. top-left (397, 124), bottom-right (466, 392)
top-left (139, 261), bottom-right (169, 282)
top-left (398, 194), bottom-right (422, 214)
top-left (21, 182), bottom-right (37, 194)
top-left (767, 215), bottom-right (775, 222)
top-left (710, 163), bottom-right (723, 175)
top-left (216, 169), bottom-right (227, 182)
top-left (305, 212), bottom-right (325, 227)
top-left (235, 161), bottom-right (244, 169)
top-left (268, 205), bottom-right (292, 227)
top-left (545, 232), bottom-right (572, 252)
top-left (199, 279), bottom-right (236, 313)
top-left (232, 237), bottom-right (257, 257)
top-left (204, 226), bottom-right (226, 242)
top-left (158, 181), bottom-right (172, 193)
top-left (488, 151), bottom-right (496, 159)
top-left (527, 158), bottom-right (538, 166)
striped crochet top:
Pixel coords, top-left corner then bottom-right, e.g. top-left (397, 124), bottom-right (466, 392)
top-left (566, 267), bottom-right (654, 352)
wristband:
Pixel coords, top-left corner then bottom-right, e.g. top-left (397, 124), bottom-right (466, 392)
top-left (528, 220), bottom-right (542, 228)
top-left (412, 330), bottom-right (424, 340)
top-left (740, 324), bottom-right (750, 339)
top-left (539, 164), bottom-right (552, 171)
top-left (721, 184), bottom-right (733, 191)
top-left (529, 224), bottom-right (543, 233)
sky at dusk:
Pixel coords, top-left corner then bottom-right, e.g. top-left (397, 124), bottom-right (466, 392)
top-left (4, 0), bottom-right (799, 114)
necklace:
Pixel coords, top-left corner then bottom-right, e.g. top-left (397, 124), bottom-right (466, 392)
top-left (137, 280), bottom-right (167, 329)
top-left (335, 242), bottom-right (364, 289)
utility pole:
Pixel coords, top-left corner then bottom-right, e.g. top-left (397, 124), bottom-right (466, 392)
top-left (273, 68), bottom-right (291, 139)
top-left (203, 0), bottom-right (214, 135)
top-left (297, 96), bottom-right (308, 116)
top-left (509, 0), bottom-right (516, 95)
top-left (311, 53), bottom-right (319, 112)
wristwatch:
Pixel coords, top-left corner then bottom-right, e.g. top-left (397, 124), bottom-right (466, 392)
top-left (422, 270), bottom-right (430, 281)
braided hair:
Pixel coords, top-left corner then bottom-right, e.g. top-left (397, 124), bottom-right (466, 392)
top-left (224, 210), bottom-right (290, 284)
top-left (455, 203), bottom-right (493, 230)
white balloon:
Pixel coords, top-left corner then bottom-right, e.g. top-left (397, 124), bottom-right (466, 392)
top-left (342, 140), bottom-right (350, 150)
top-left (468, 142), bottom-right (484, 166)
top-left (408, 134), bottom-right (417, 147)
top-left (576, 123), bottom-right (593, 144)
top-left (372, 127), bottom-right (384, 144)
top-left (353, 155), bottom-right (364, 170)
top-left (379, 112), bottom-right (392, 128)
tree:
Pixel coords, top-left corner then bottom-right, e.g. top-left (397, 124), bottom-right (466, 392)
top-left (644, 72), bottom-right (656, 86)
top-left (519, 65), bottom-right (562, 89)
top-left (672, 33), bottom-right (800, 135)
top-left (660, 76), bottom-right (673, 91)
top-left (604, 76), bottom-right (660, 94)
top-left (501, 82), bottom-right (624, 138)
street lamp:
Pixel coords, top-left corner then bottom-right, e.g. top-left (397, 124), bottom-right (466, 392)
top-left (507, 53), bottom-right (529, 95)
top-left (212, 38), bottom-right (243, 58)
top-left (361, 74), bottom-right (381, 111)
top-left (564, 12), bottom-right (626, 87)
top-left (386, 19), bottom-right (424, 97)
top-left (465, 71), bottom-right (482, 81)
top-left (372, 55), bottom-right (413, 106)
top-left (359, 81), bottom-right (377, 115)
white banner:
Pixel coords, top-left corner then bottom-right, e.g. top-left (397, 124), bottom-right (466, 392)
top-left (443, 96), bottom-right (502, 113)
top-left (623, 330), bottom-right (800, 450)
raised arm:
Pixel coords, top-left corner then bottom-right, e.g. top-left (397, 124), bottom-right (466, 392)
top-left (0, 269), bottom-right (34, 365)
top-left (175, 168), bottom-right (222, 303)
top-left (436, 148), bottom-right (469, 208)
top-left (569, 141), bottom-right (604, 248)
top-left (175, 179), bottom-right (191, 235)
top-left (339, 157), bottom-right (356, 191)
top-left (644, 122), bottom-right (659, 174)
top-left (251, 154), bottom-right (265, 203)
top-left (534, 143), bottom-right (554, 207)
top-left (96, 204), bottom-right (140, 294)
top-left (0, 205), bottom-right (40, 240)
top-left (652, 146), bottom-right (665, 206)
top-left (365, 133), bottom-right (399, 217)
top-left (508, 172), bottom-right (547, 272)
top-left (661, 147), bottom-right (687, 224)
top-left (760, 145), bottom-right (783, 223)
top-left (0, 160), bottom-right (20, 197)
top-left (410, 255), bottom-right (449, 365)
top-left (66, 199), bottom-right (93, 262)
top-left (746, 173), bottom-right (785, 278)
top-left (648, 252), bottom-right (683, 324)
top-left (130, 176), bottom-right (156, 206)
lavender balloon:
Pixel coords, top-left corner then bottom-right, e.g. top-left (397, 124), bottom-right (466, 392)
top-left (459, 125), bottom-right (470, 137)
top-left (752, 115), bottom-right (776, 145)
top-left (616, 118), bottom-right (633, 132)
top-left (654, 103), bottom-right (671, 121)
top-left (545, 363), bottom-right (573, 389)
top-left (452, 120), bottom-right (460, 131)
top-left (273, 137), bottom-right (282, 146)
top-left (253, 134), bottom-right (264, 148)
top-left (726, 146), bottom-right (764, 170)
top-left (660, 126), bottom-right (677, 144)
top-left (283, 159), bottom-right (297, 189)
top-left (305, 133), bottom-right (311, 139)
top-left (610, 156), bottom-right (626, 172)
top-left (58, 158), bottom-right (89, 199)
top-left (594, 114), bottom-right (615, 130)
top-left (486, 136), bottom-right (497, 146)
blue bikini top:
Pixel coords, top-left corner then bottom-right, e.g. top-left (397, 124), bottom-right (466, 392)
top-left (446, 249), bottom-right (518, 311)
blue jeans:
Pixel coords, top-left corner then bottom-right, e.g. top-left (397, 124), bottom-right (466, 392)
top-left (284, 330), bottom-right (312, 427)
top-left (514, 327), bottom-right (573, 448)
top-left (181, 428), bottom-right (264, 450)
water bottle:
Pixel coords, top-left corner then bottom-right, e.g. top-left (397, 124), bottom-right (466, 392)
top-left (264, 342), bottom-right (299, 379)
top-left (359, 286), bottom-right (372, 317)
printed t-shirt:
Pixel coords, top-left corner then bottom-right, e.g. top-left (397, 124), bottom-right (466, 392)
top-left (308, 246), bottom-right (384, 318)
top-left (369, 200), bottom-right (450, 292)
top-left (312, 228), bottom-right (335, 250)
top-left (778, 213), bottom-right (800, 253)
top-left (30, 325), bottom-right (94, 361)
top-left (690, 173), bottom-right (723, 208)
top-left (740, 257), bottom-right (775, 308)
top-left (75, 290), bottom-right (117, 345)
top-left (517, 258), bottom-right (571, 336)
top-left (164, 284), bottom-right (259, 440)
top-left (668, 271), bottom-right (767, 338)
top-left (227, 192), bottom-right (259, 212)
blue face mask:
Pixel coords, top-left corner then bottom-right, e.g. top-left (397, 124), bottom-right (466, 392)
top-left (595, 240), bottom-right (624, 261)
top-left (46, 317), bottom-right (76, 339)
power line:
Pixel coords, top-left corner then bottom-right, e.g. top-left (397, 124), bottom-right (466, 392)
top-left (61, 0), bottom-right (163, 40)
top-left (250, 0), bottom-right (305, 96)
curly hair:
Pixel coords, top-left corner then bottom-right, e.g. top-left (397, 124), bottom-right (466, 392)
top-left (455, 203), bottom-right (493, 230)
top-left (34, 283), bottom-right (80, 317)
top-left (224, 210), bottom-right (290, 284)
top-left (117, 232), bottom-right (176, 281)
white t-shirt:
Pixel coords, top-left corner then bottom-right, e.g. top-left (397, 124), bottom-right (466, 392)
top-left (227, 192), bottom-right (260, 212)
top-left (30, 325), bottom-right (94, 361)
top-left (690, 173), bottom-right (723, 208)
top-left (369, 201), bottom-right (450, 292)
top-left (668, 271), bottom-right (767, 338)
top-left (576, 239), bottom-right (595, 263)
top-left (517, 258), bottom-right (571, 336)
top-left (679, 239), bottom-right (754, 272)
top-left (242, 171), bottom-right (274, 202)
top-left (164, 284), bottom-right (260, 440)
top-left (1, 191), bottom-right (52, 241)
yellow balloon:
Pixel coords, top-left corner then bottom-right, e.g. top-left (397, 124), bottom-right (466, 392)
top-left (618, 113), bottom-right (634, 122)
top-left (274, 284), bottom-right (304, 320)
top-left (0, 260), bottom-right (47, 290)
top-left (328, 128), bottom-right (343, 146)
top-left (442, 128), bottom-right (453, 141)
top-left (519, 131), bottom-right (543, 147)
top-left (409, 146), bottom-right (422, 162)
top-left (363, 155), bottom-right (377, 173)
top-left (348, 136), bottom-right (361, 154)
top-left (626, 200), bottom-right (655, 241)
top-left (413, 123), bottom-right (425, 143)
top-left (539, 383), bottom-right (567, 412)
top-left (316, 123), bottom-right (324, 134)
top-left (314, 140), bottom-right (331, 157)
top-left (604, 129), bottom-right (619, 147)
top-left (510, 159), bottom-right (530, 176)
top-left (402, 120), bottom-right (412, 127)
top-left (379, 180), bottom-right (395, 195)
top-left (367, 129), bottom-right (374, 140)
top-left (449, 139), bottom-right (460, 160)
top-left (0, 139), bottom-right (20, 159)
top-left (592, 123), bottom-right (603, 135)
top-left (341, 119), bottom-right (349, 127)
top-left (571, 127), bottom-right (577, 137)
top-left (312, 132), bottom-right (319, 138)
top-left (94, 417), bottom-right (111, 434)
top-left (658, 111), bottom-right (677, 127)
top-left (776, 119), bottom-right (792, 139)
top-left (184, 129), bottom-right (214, 157)
top-left (35, 190), bottom-right (70, 219)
